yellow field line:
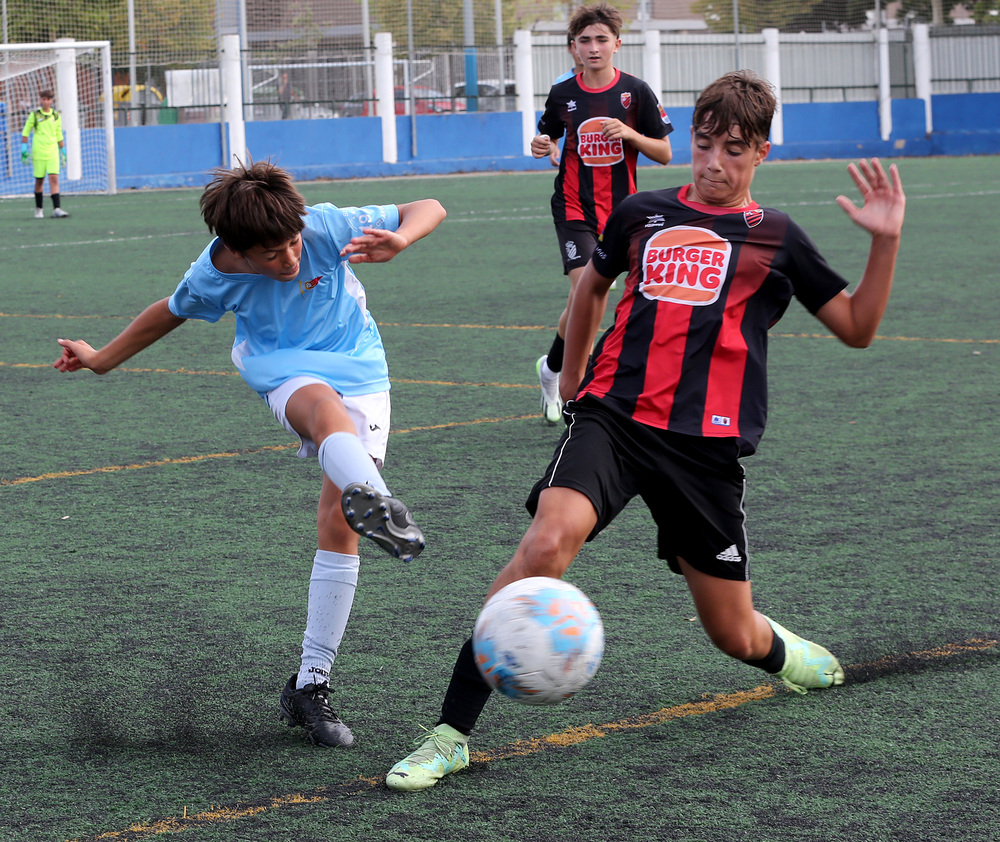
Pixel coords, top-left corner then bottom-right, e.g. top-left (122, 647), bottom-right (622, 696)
top-left (63, 637), bottom-right (998, 842)
top-left (2, 361), bottom-right (542, 389)
top-left (0, 313), bottom-right (996, 344)
top-left (0, 415), bottom-right (538, 487)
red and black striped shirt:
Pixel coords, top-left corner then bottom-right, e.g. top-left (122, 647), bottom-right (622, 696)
top-left (539, 69), bottom-right (672, 235)
top-left (583, 185), bottom-right (848, 454)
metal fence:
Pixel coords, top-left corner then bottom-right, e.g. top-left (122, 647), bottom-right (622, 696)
top-left (98, 25), bottom-right (999, 128)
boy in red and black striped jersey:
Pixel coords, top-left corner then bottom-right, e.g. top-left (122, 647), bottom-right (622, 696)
top-left (386, 71), bottom-right (906, 792)
top-left (530, 2), bottom-right (673, 424)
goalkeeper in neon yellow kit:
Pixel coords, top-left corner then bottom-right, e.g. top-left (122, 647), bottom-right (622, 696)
top-left (21, 89), bottom-right (69, 219)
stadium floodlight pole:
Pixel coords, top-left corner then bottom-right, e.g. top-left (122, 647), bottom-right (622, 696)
top-left (406, 0), bottom-right (416, 156)
top-left (495, 0), bottom-right (504, 110)
top-left (732, 0), bottom-right (740, 70)
top-left (128, 0), bottom-right (136, 122)
top-left (362, 0), bottom-right (373, 101)
top-left (2, 0), bottom-right (8, 179)
top-left (464, 0), bottom-right (478, 113)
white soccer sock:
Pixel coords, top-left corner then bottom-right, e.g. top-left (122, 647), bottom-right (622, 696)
top-left (318, 431), bottom-right (390, 496)
top-left (539, 358), bottom-right (560, 387)
top-left (297, 549), bottom-right (361, 689)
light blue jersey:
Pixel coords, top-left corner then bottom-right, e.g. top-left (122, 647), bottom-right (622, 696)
top-left (168, 202), bottom-right (400, 398)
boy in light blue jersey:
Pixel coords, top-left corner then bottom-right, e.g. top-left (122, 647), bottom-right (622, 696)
top-left (54, 160), bottom-right (446, 749)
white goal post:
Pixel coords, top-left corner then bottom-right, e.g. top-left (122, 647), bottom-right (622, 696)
top-left (1, 39), bottom-right (116, 196)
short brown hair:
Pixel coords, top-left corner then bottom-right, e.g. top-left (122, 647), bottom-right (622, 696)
top-left (39, 89), bottom-right (54, 99)
top-left (692, 71), bottom-right (775, 148)
top-left (568, 2), bottom-right (623, 39)
top-left (199, 159), bottom-right (306, 253)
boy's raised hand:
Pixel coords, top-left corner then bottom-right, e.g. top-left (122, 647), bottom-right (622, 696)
top-left (835, 158), bottom-right (905, 239)
top-left (53, 338), bottom-right (99, 373)
top-left (340, 227), bottom-right (408, 264)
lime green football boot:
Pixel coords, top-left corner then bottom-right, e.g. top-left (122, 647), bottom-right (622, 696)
top-left (386, 724), bottom-right (470, 791)
top-left (765, 617), bottom-right (845, 694)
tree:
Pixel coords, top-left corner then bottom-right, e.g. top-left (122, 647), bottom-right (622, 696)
top-left (370, 0), bottom-right (525, 46)
top-left (693, 0), bottom-right (881, 32)
top-left (968, 0), bottom-right (1000, 23)
top-left (4, 0), bottom-right (215, 58)
top-left (693, 0), bottom-right (819, 33)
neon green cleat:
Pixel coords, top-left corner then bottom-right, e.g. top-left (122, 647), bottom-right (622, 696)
top-left (766, 617), bottom-right (845, 695)
top-left (386, 724), bottom-right (470, 791)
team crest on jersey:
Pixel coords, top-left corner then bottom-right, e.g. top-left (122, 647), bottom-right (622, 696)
top-left (640, 225), bottom-right (731, 306)
top-left (567, 99), bottom-right (578, 112)
top-left (744, 209), bottom-right (764, 228)
top-left (300, 276), bottom-right (321, 294)
top-left (577, 116), bottom-right (624, 166)
top-left (620, 92), bottom-right (631, 109)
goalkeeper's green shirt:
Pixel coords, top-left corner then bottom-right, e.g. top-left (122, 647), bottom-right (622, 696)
top-left (22, 108), bottom-right (63, 154)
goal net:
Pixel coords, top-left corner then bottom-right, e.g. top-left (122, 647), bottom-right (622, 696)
top-left (1, 41), bottom-right (116, 197)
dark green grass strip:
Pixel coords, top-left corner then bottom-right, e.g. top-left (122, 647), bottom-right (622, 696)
top-left (0, 415), bottom-right (537, 487)
top-left (63, 637), bottom-right (998, 842)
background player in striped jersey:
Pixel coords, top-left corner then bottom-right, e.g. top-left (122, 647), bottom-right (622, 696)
top-left (530, 2), bottom-right (673, 424)
top-left (386, 70), bottom-right (905, 791)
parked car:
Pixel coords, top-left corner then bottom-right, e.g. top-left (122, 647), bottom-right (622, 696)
top-left (342, 86), bottom-right (463, 117)
top-left (453, 79), bottom-right (517, 112)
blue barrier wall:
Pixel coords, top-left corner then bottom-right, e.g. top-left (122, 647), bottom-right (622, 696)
top-left (51, 92), bottom-right (1000, 191)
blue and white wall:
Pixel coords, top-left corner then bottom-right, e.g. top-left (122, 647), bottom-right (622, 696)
top-left (109, 90), bottom-right (1000, 190)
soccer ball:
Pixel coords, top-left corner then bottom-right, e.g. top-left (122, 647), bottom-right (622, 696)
top-left (472, 576), bottom-right (604, 706)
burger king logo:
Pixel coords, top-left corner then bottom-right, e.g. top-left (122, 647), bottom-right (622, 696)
top-left (640, 226), bottom-right (730, 306)
top-left (577, 117), bottom-right (624, 166)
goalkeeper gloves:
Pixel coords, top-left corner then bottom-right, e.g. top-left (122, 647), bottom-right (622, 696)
top-left (60, 148), bottom-right (67, 168)
top-left (21, 142), bottom-right (29, 164)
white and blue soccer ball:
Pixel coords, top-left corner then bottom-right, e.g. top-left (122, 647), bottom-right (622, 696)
top-left (472, 576), bottom-right (604, 706)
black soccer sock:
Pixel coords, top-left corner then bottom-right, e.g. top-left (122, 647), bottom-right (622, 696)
top-left (52, 193), bottom-right (61, 209)
top-left (437, 637), bottom-right (492, 736)
top-left (546, 333), bottom-right (565, 373)
top-left (35, 191), bottom-right (43, 209)
top-left (742, 628), bottom-right (786, 674)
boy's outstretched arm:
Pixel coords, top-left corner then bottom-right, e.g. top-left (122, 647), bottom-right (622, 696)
top-left (560, 259), bottom-right (616, 403)
top-left (816, 158), bottom-right (906, 348)
top-left (53, 297), bottom-right (186, 374)
top-left (340, 198), bottom-right (446, 264)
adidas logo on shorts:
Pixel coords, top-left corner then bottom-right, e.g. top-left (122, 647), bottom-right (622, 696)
top-left (715, 544), bottom-right (742, 564)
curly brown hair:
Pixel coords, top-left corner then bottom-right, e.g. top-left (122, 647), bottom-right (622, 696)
top-left (692, 71), bottom-right (776, 148)
top-left (199, 159), bottom-right (306, 253)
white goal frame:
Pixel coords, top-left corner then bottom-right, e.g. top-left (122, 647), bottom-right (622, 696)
top-left (1, 40), bottom-right (116, 196)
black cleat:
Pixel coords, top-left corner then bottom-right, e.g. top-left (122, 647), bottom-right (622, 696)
top-left (279, 675), bottom-right (355, 748)
top-left (341, 483), bottom-right (425, 561)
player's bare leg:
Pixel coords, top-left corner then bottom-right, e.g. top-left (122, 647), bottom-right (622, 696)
top-left (285, 383), bottom-right (424, 560)
top-left (680, 558), bottom-right (844, 693)
top-left (387, 487), bottom-right (597, 791)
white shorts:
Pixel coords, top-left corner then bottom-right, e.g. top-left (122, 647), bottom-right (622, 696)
top-left (266, 376), bottom-right (391, 469)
